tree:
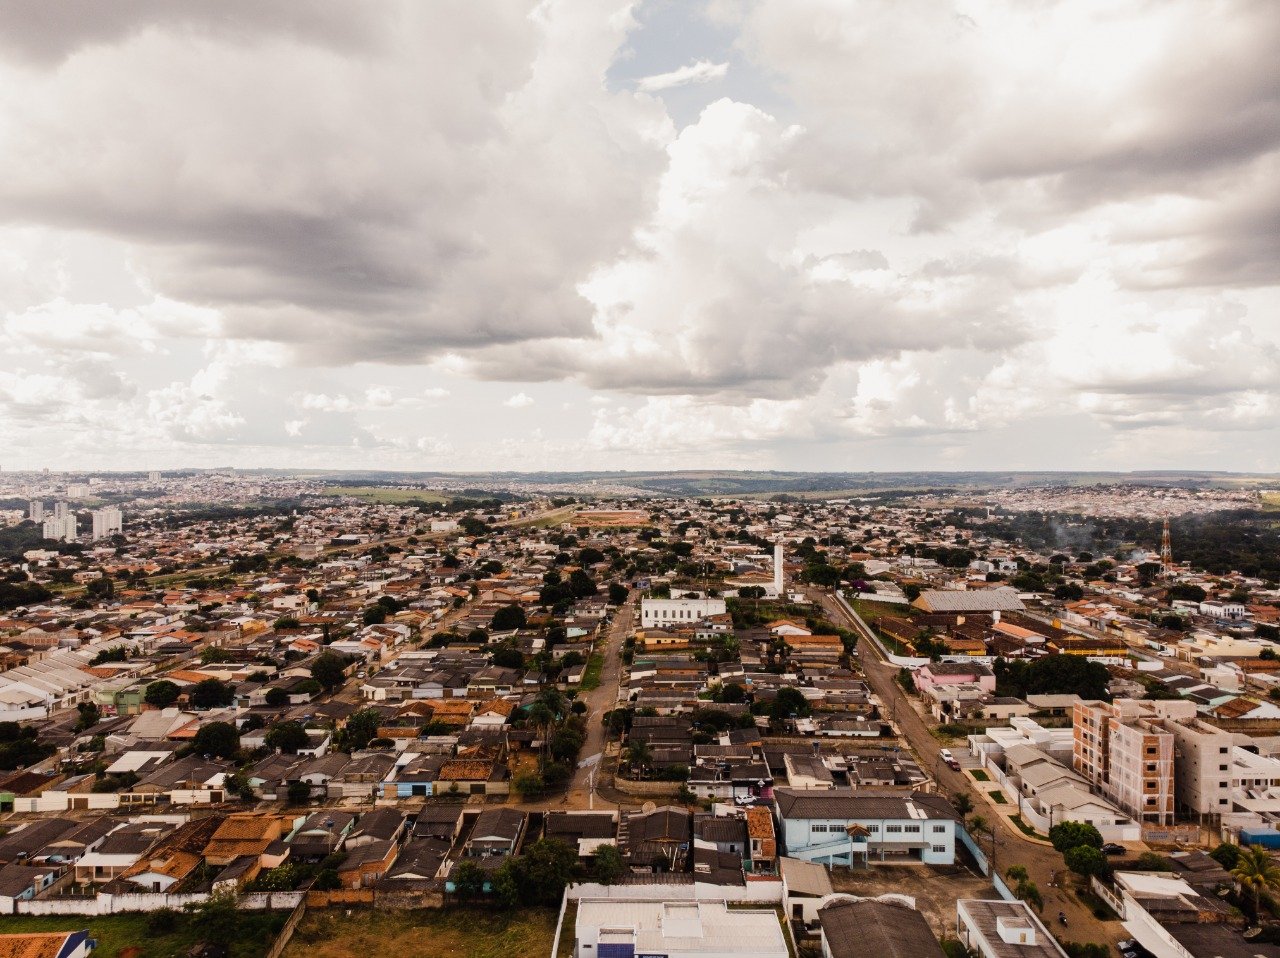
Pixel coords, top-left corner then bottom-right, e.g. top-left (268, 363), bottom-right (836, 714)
top-left (593, 843), bottom-right (625, 885)
top-left (568, 569), bottom-right (598, 598)
top-left (952, 792), bottom-right (974, 816)
top-left (1005, 865), bottom-right (1028, 883)
top-left (1135, 852), bottom-right (1172, 872)
top-left (286, 780), bottom-right (312, 805)
top-left (491, 645), bottom-right (524, 669)
top-left (1233, 844), bottom-right (1280, 917)
top-left (1014, 878), bottom-right (1044, 912)
top-left (192, 721), bottom-right (240, 759)
top-left (362, 606), bottom-right (386, 625)
top-left (191, 678), bottom-right (233, 709)
top-left (265, 721), bottom-right (310, 754)
top-left (625, 740), bottom-right (653, 778)
top-left (200, 645), bottom-right (232, 665)
top-left (1064, 845), bottom-right (1107, 878)
top-left (769, 686), bottom-right (811, 721)
top-left (608, 583), bottom-right (629, 605)
top-left (341, 709), bottom-right (381, 751)
top-left (75, 702), bottom-right (100, 733)
top-left (144, 680), bottom-right (180, 709)
top-left (1049, 821), bottom-right (1103, 854)
top-left (492, 858), bottom-right (521, 909)
top-left (310, 651), bottom-right (350, 692)
top-left (265, 687), bottom-right (290, 707)
top-left (452, 859), bottom-right (485, 900)
top-left (717, 682), bottom-right (746, 704)
top-left (1054, 583), bottom-right (1084, 601)
top-left (514, 771), bottom-right (546, 799)
top-left (1210, 843), bottom-right (1242, 871)
top-left (185, 892), bottom-right (240, 947)
top-left (491, 604), bottom-right (527, 630)
top-left (513, 839), bottom-right (582, 906)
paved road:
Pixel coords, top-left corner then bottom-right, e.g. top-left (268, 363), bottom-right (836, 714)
top-left (565, 595), bottom-right (635, 809)
top-left (814, 589), bottom-right (1126, 948)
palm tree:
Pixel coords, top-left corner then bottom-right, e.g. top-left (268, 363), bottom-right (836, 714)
top-left (625, 740), bottom-right (653, 779)
top-left (1233, 844), bottom-right (1280, 918)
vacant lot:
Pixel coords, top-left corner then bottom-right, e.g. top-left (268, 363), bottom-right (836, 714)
top-left (284, 907), bottom-right (557, 958)
top-left (321, 486), bottom-right (450, 504)
top-left (0, 912), bottom-right (285, 958)
top-left (831, 862), bottom-right (993, 934)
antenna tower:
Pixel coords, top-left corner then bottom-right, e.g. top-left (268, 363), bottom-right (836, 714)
top-left (1159, 518), bottom-right (1173, 575)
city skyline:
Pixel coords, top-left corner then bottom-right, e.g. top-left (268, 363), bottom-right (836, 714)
top-left (1, 1), bottom-right (1277, 472)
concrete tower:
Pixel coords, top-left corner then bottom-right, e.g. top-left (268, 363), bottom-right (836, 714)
top-left (773, 541), bottom-right (784, 596)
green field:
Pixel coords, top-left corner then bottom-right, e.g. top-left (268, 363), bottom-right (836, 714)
top-left (320, 486), bottom-right (451, 504)
top-left (284, 907), bottom-right (557, 958)
top-left (0, 911), bottom-right (285, 958)
top-left (1263, 491), bottom-right (1280, 512)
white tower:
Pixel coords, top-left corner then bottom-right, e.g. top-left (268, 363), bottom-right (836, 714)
top-left (773, 541), bottom-right (784, 596)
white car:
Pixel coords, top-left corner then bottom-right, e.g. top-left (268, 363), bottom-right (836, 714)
top-left (940, 749), bottom-right (954, 762)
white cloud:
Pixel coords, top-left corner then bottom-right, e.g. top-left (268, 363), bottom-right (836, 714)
top-left (638, 59), bottom-right (728, 92)
top-left (504, 392), bottom-right (535, 408)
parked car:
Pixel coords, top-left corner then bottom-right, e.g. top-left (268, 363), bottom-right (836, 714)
top-left (940, 749), bottom-right (954, 762)
top-left (1102, 842), bottom-right (1125, 855)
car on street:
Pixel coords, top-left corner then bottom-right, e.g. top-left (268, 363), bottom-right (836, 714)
top-left (1102, 842), bottom-right (1125, 855)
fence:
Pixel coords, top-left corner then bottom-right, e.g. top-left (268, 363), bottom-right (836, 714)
top-left (17, 891), bottom-right (211, 916)
top-left (612, 778), bottom-right (682, 797)
top-left (240, 892), bottom-right (307, 911)
top-left (306, 888), bottom-right (375, 908)
top-left (566, 880), bottom-right (783, 904)
top-left (265, 901), bottom-right (307, 958)
top-left (991, 872), bottom-right (1016, 903)
top-left (1090, 876), bottom-right (1127, 919)
top-left (956, 827), bottom-right (989, 876)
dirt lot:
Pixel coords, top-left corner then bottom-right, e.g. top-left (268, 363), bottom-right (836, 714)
top-left (284, 907), bottom-right (557, 958)
top-left (830, 861), bottom-right (994, 939)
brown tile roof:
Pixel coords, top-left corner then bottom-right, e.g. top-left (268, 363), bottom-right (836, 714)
top-left (437, 760), bottom-right (492, 781)
top-left (0, 933), bottom-right (84, 958)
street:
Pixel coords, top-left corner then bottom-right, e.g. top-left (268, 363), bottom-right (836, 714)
top-left (564, 593), bottom-right (635, 808)
top-left (814, 590), bottom-right (1126, 947)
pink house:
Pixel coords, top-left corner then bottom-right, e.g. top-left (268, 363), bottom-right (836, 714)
top-left (912, 661), bottom-right (996, 694)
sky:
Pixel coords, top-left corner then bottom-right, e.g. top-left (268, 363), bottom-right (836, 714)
top-left (0, 0), bottom-right (1277, 474)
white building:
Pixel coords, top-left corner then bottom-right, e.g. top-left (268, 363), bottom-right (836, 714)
top-left (957, 899), bottom-right (1067, 958)
top-left (91, 506), bottom-right (123, 540)
top-left (52, 500), bottom-right (71, 520)
top-left (148, 471), bottom-right (162, 482)
top-left (641, 596), bottom-right (727, 629)
top-left (67, 483), bottom-right (92, 498)
top-left (42, 513), bottom-right (78, 542)
top-left (773, 542), bottom-right (784, 595)
top-left (573, 899), bottom-right (788, 958)
top-left (28, 500), bottom-right (44, 522)
top-left (775, 788), bottom-right (956, 866)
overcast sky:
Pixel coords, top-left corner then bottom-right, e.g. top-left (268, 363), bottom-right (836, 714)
top-left (1, 0), bottom-right (1277, 473)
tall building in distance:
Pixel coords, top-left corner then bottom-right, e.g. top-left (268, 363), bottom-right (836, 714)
top-left (42, 513), bottom-right (77, 542)
top-left (148, 470), bottom-right (162, 483)
top-left (52, 501), bottom-right (70, 520)
top-left (773, 541), bottom-right (784, 596)
top-left (91, 507), bottom-right (123, 541)
top-left (28, 500), bottom-right (44, 523)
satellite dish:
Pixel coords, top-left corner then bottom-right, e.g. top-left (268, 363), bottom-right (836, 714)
top-left (641, 801), bottom-right (657, 814)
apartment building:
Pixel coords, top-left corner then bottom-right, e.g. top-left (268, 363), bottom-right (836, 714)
top-left (1073, 699), bottom-right (1194, 826)
top-left (91, 506), bottom-right (123, 540)
top-left (1162, 718), bottom-right (1233, 817)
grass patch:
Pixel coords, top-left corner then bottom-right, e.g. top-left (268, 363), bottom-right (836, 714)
top-left (1264, 491), bottom-right (1280, 512)
top-left (988, 791), bottom-right (1007, 804)
top-left (0, 911), bottom-right (285, 958)
top-left (1009, 814), bottom-right (1045, 839)
top-left (320, 486), bottom-right (450, 504)
top-left (285, 907), bottom-right (557, 958)
top-left (579, 652), bottom-right (605, 691)
top-left (970, 769), bottom-right (990, 782)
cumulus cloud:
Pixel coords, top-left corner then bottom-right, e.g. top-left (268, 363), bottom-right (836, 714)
top-left (0, 0), bottom-right (1277, 470)
top-left (638, 59), bottom-right (729, 92)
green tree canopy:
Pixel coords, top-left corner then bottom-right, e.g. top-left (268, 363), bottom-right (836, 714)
top-left (1049, 821), bottom-right (1103, 854)
top-left (191, 678), bottom-right (233, 710)
top-left (192, 721), bottom-right (240, 759)
top-left (310, 651), bottom-right (350, 692)
top-left (144, 680), bottom-right (181, 709)
top-left (491, 604), bottom-right (527, 630)
top-left (265, 721), bottom-right (310, 754)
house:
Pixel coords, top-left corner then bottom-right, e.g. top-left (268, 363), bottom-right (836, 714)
top-left (0, 863), bottom-right (60, 913)
top-left (912, 661), bottom-right (995, 695)
top-left (287, 812), bottom-right (356, 860)
top-left (0, 930), bottom-right (94, 958)
top-left (779, 856), bottom-right (833, 926)
top-left (336, 839), bottom-right (399, 888)
top-left (74, 821), bottom-right (175, 884)
top-left (774, 788), bottom-right (956, 865)
top-left (346, 807), bottom-right (405, 847)
top-left (543, 811), bottom-right (618, 859)
top-left (623, 807), bottom-right (691, 874)
top-left (818, 898), bottom-right (945, 958)
top-left (204, 814), bottom-right (287, 867)
top-left (957, 899), bottom-right (1067, 958)
top-left (463, 808), bottom-right (526, 858)
top-left (573, 899), bottom-right (788, 958)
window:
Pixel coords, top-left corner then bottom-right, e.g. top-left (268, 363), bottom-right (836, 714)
top-left (866, 824), bottom-right (879, 833)
top-left (1220, 782), bottom-right (1229, 788)
top-left (1221, 747), bottom-right (1230, 754)
top-left (812, 824), bottom-right (829, 833)
top-left (886, 824), bottom-right (903, 833)
top-left (932, 825), bottom-right (946, 833)
top-left (1220, 798), bottom-right (1229, 806)
top-left (931, 845), bottom-right (946, 853)
top-left (1219, 765), bottom-right (1229, 772)
top-left (904, 824), bottom-right (921, 833)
